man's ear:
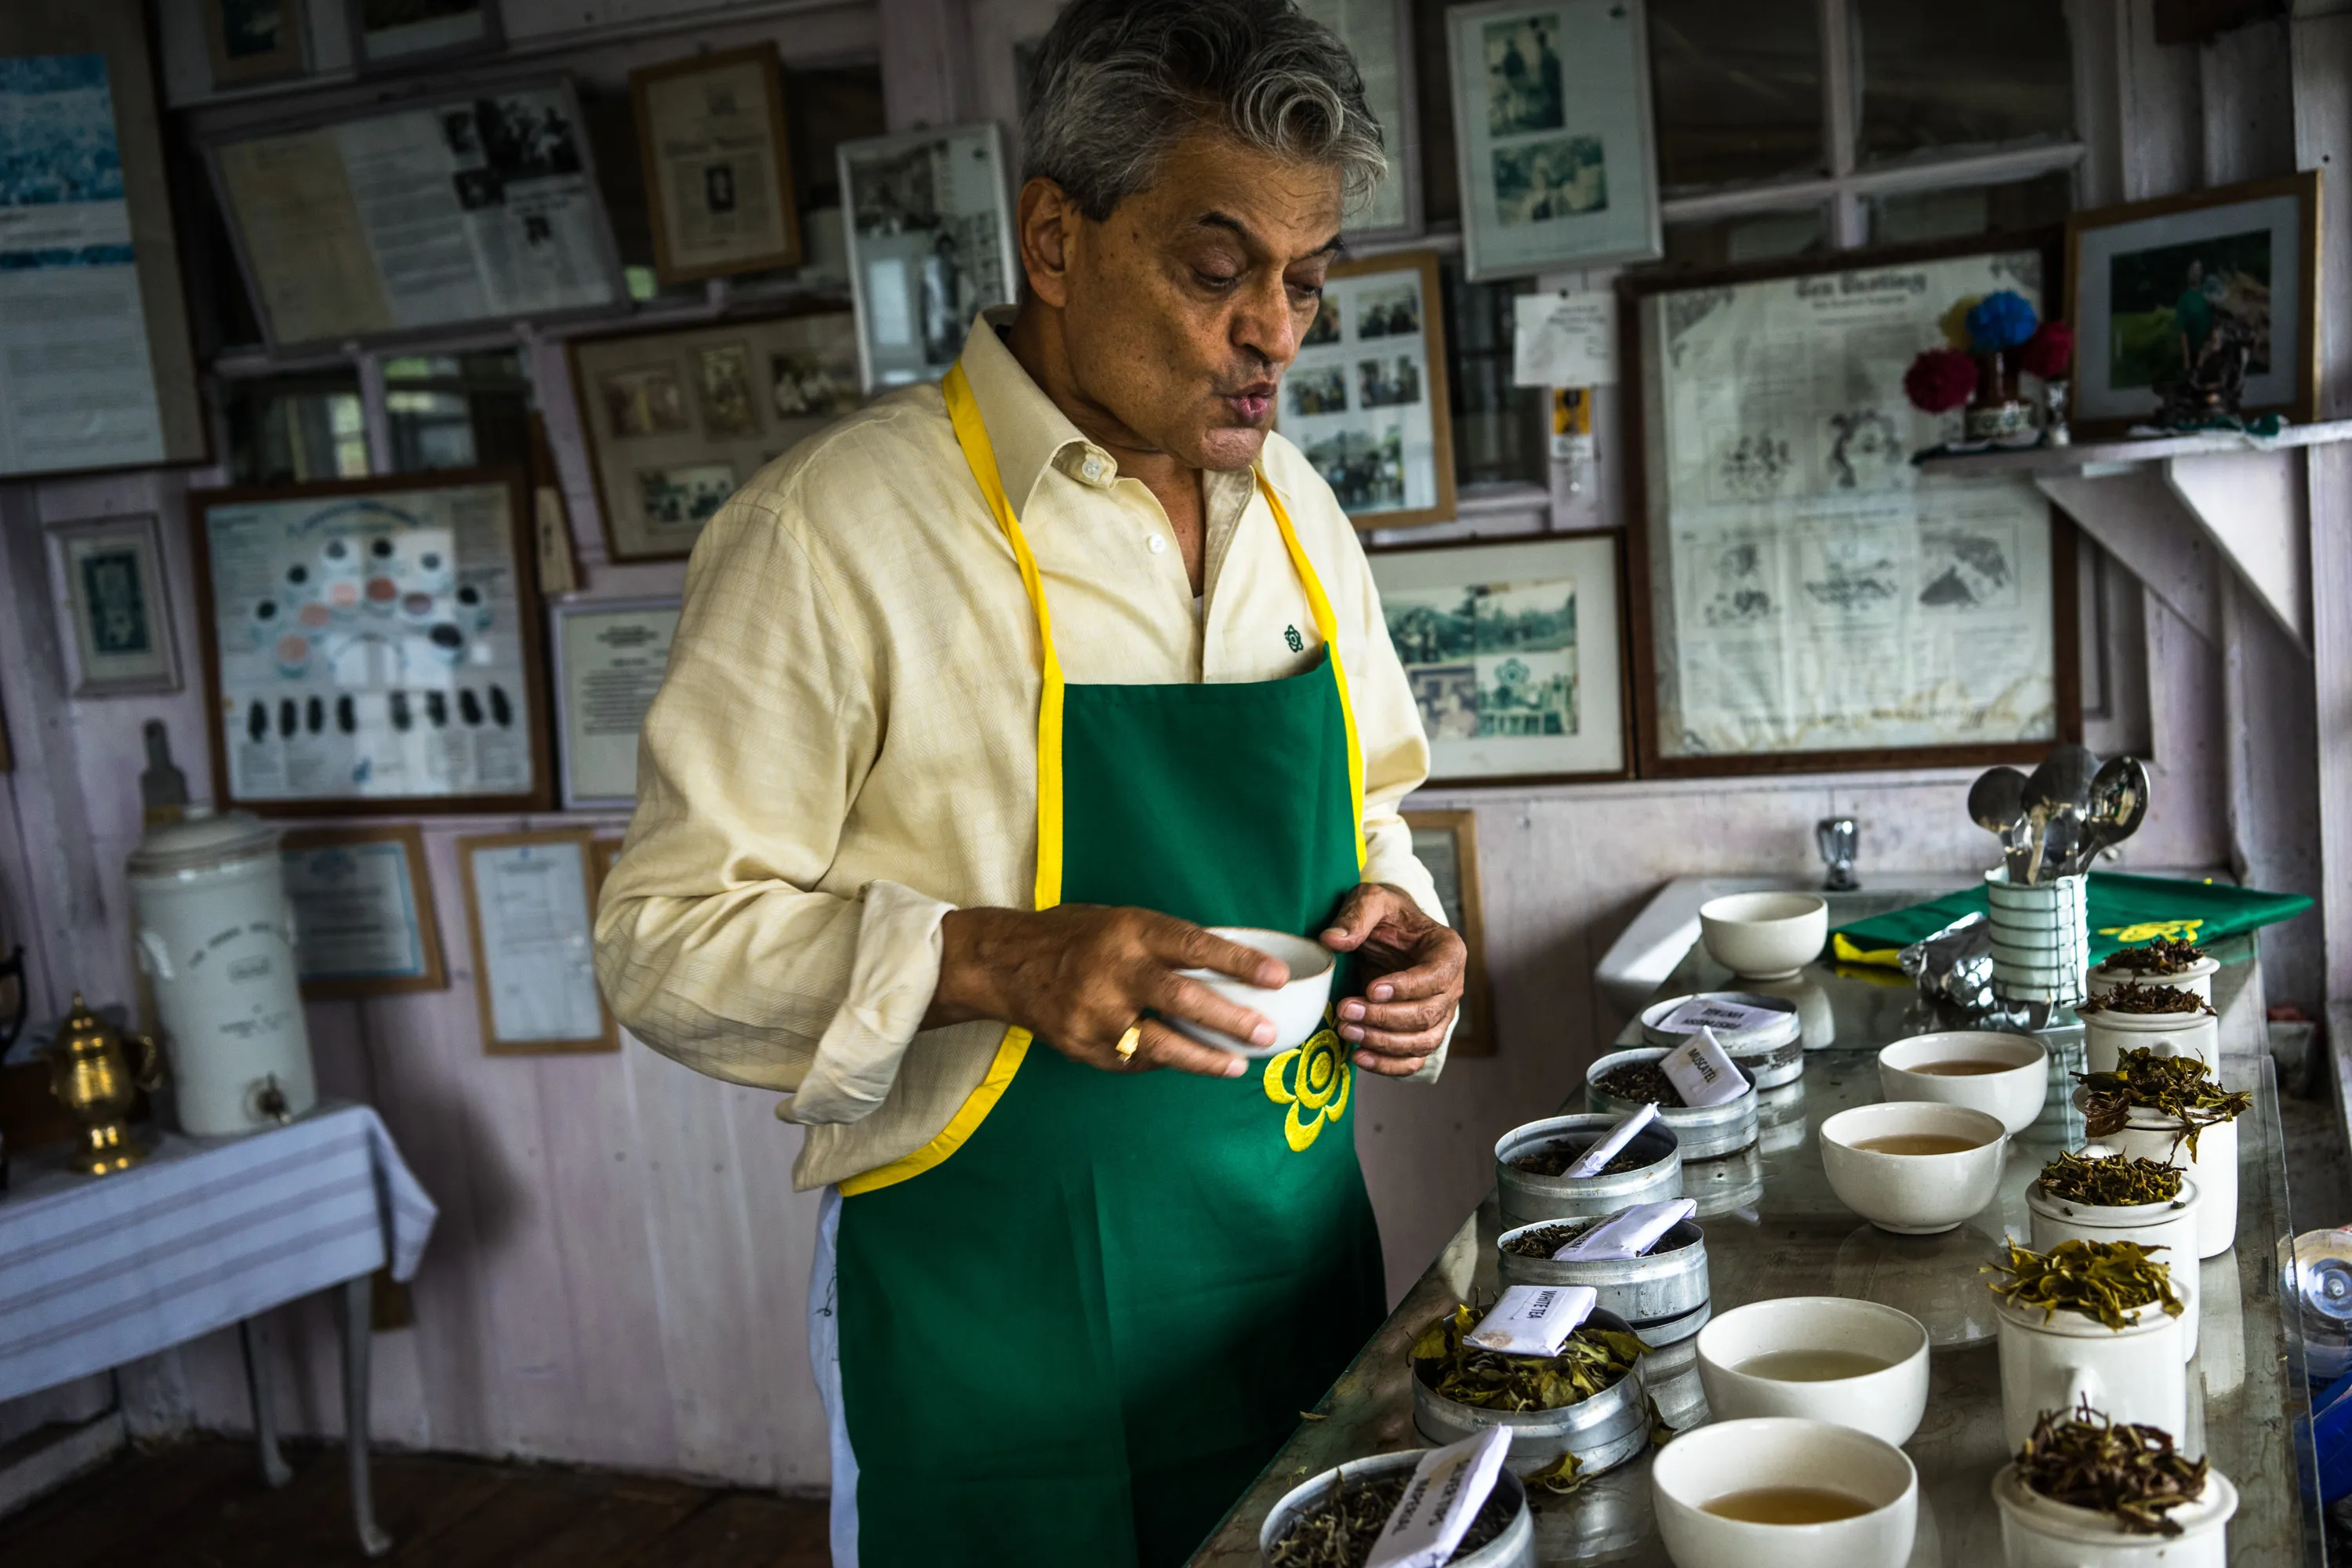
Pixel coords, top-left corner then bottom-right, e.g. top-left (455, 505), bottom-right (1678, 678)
top-left (1017, 177), bottom-right (1079, 309)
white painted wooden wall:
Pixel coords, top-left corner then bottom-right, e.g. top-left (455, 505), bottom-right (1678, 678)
top-left (0, 0), bottom-right (2328, 1495)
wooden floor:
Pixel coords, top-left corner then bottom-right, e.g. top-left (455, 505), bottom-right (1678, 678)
top-left (0, 1436), bottom-right (830, 1567)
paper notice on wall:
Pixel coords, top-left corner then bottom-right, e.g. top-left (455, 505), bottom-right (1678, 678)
top-left (1515, 291), bottom-right (1616, 387)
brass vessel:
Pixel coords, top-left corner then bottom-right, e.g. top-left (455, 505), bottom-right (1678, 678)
top-left (45, 994), bottom-right (164, 1175)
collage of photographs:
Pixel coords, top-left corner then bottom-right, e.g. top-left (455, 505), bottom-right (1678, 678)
top-left (1282, 263), bottom-right (1443, 522)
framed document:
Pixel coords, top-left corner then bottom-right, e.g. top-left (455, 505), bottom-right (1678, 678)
top-left (1296, 0), bottom-right (1421, 241)
top-left (187, 470), bottom-right (554, 815)
top-left (1403, 809), bottom-right (1492, 1057)
top-left (840, 124), bottom-right (1017, 390)
top-left (567, 309), bottom-right (860, 561)
top-left (1624, 237), bottom-right (2082, 776)
top-left (204, 0), bottom-right (306, 87)
top-left (458, 829), bottom-right (611, 1054)
top-left (1446, 0), bottom-right (1661, 280)
top-left (1282, 251), bottom-right (1456, 530)
top-left (281, 825), bottom-right (445, 998)
top-left (45, 513), bottom-right (181, 697)
top-left (347, 0), bottom-right (499, 74)
top-left (2065, 172), bottom-right (2320, 436)
top-left (550, 596), bottom-right (680, 810)
top-left (1370, 530), bottom-right (1628, 784)
top-left (205, 78), bottom-right (626, 351)
top-left (630, 45), bottom-right (801, 285)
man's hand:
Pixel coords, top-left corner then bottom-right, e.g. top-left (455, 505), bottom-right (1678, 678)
top-left (1321, 884), bottom-right (1465, 1077)
top-left (924, 905), bottom-right (1290, 1076)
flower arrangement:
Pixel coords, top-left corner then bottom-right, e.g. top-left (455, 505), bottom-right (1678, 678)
top-left (1906, 288), bottom-right (2071, 447)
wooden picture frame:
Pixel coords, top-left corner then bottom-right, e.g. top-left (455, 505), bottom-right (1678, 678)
top-left (1298, 0), bottom-right (1423, 243)
top-left (280, 824), bottom-right (446, 998)
top-left (203, 0), bottom-right (307, 86)
top-left (839, 123), bottom-right (1018, 391)
top-left (593, 837), bottom-right (625, 1050)
top-left (550, 596), bottom-right (681, 810)
top-left (631, 45), bottom-right (802, 285)
top-left (1283, 250), bottom-right (1457, 532)
top-left (187, 469), bottom-right (557, 816)
top-left (2064, 171), bottom-right (2321, 437)
top-left (1403, 809), bottom-right (1493, 1057)
top-left (1621, 233), bottom-right (2083, 778)
top-left (45, 513), bottom-right (182, 697)
top-left (1369, 529), bottom-right (1631, 784)
top-left (346, 0), bottom-right (499, 74)
top-left (457, 829), bottom-right (613, 1055)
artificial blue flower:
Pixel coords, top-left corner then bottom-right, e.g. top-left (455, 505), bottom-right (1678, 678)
top-left (1965, 290), bottom-right (2039, 353)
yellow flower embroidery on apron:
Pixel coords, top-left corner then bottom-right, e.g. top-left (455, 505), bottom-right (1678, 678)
top-left (2097, 917), bottom-right (2205, 943)
top-left (1263, 1027), bottom-right (1352, 1152)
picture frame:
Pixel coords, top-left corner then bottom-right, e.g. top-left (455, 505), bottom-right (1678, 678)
top-left (280, 824), bottom-right (446, 999)
top-left (839, 123), bottom-right (1018, 390)
top-left (1403, 809), bottom-right (1492, 1057)
top-left (203, 0), bottom-right (307, 87)
top-left (1446, 0), bottom-right (1661, 281)
top-left (592, 837), bottom-right (625, 1049)
top-left (186, 469), bottom-right (556, 816)
top-left (1370, 529), bottom-right (1629, 784)
top-left (2064, 171), bottom-right (2321, 436)
top-left (550, 596), bottom-right (681, 810)
top-left (1621, 234), bottom-right (2083, 778)
top-left (346, 0), bottom-right (500, 74)
top-left (45, 513), bottom-right (181, 697)
top-left (1297, 0), bottom-right (1422, 242)
top-left (566, 307), bottom-right (862, 560)
top-left (630, 45), bottom-right (803, 285)
top-left (457, 829), bottom-right (612, 1054)
top-left (1282, 250), bottom-right (1457, 531)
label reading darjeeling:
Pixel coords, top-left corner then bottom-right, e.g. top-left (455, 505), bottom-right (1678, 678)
top-left (1658, 1027), bottom-right (1747, 1108)
top-left (1463, 1283), bottom-right (1597, 1357)
top-left (1362, 1426), bottom-right (1515, 1568)
top-left (1657, 996), bottom-right (1785, 1036)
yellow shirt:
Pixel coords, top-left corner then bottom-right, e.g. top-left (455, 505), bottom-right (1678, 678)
top-left (594, 309), bottom-right (1446, 1192)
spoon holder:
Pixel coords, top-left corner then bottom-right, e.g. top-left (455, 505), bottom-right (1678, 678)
top-left (1984, 869), bottom-right (2089, 1007)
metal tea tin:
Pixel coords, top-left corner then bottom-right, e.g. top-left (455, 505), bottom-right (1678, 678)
top-left (1587, 1046), bottom-right (1759, 1160)
top-left (1411, 1308), bottom-right (1650, 1481)
top-left (1496, 1216), bottom-right (1711, 1345)
top-left (1258, 1449), bottom-right (1535, 1568)
top-left (1496, 1113), bottom-right (1682, 1228)
top-left (1640, 990), bottom-right (1803, 1088)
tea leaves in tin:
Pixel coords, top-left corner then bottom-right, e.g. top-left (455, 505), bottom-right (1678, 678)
top-left (1265, 1468), bottom-right (1517, 1567)
top-left (1411, 1302), bottom-right (1646, 1413)
top-left (2096, 935), bottom-right (2206, 976)
top-left (2074, 1047), bottom-right (2250, 1154)
top-left (2078, 981), bottom-right (2212, 1017)
top-left (1510, 1142), bottom-right (1652, 1178)
top-left (1592, 1062), bottom-right (1688, 1107)
top-left (1501, 1219), bottom-right (1594, 1258)
top-left (2019, 1397), bottom-right (2208, 1537)
top-left (2035, 1149), bottom-right (2185, 1207)
top-left (1984, 1238), bottom-right (2183, 1330)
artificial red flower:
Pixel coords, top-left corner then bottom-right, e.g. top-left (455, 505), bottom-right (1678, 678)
top-left (2019, 319), bottom-right (2076, 381)
top-left (1904, 347), bottom-right (1978, 414)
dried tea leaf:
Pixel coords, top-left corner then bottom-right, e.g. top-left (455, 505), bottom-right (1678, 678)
top-left (1984, 1238), bottom-right (2183, 1331)
top-left (2096, 935), bottom-right (2205, 976)
top-left (2036, 1149), bottom-right (2185, 1207)
top-left (2079, 982), bottom-right (2212, 1017)
top-left (1410, 1301), bottom-right (1648, 1413)
top-left (1510, 1141), bottom-right (1653, 1179)
top-left (1524, 1450), bottom-right (1584, 1494)
top-left (1592, 1062), bottom-right (1688, 1108)
top-left (1265, 1468), bottom-right (1519, 1567)
top-left (1501, 1220), bottom-right (1594, 1258)
top-left (2074, 1048), bottom-right (2249, 1156)
top-left (2018, 1397), bottom-right (2208, 1537)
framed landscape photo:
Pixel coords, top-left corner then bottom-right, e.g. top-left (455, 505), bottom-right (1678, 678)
top-left (839, 124), bottom-right (1018, 390)
top-left (550, 596), bottom-right (681, 810)
top-left (1296, 0), bottom-right (1421, 241)
top-left (1446, 0), bottom-right (1661, 280)
top-left (45, 513), bottom-right (180, 697)
top-left (281, 824), bottom-right (445, 998)
top-left (347, 0), bottom-right (499, 74)
top-left (2065, 172), bottom-right (2321, 435)
top-left (457, 829), bottom-right (612, 1054)
top-left (1368, 530), bottom-right (1628, 784)
top-left (204, 0), bottom-right (307, 87)
top-left (630, 45), bottom-right (801, 285)
top-left (1403, 809), bottom-right (1492, 1057)
top-left (1281, 251), bottom-right (1456, 530)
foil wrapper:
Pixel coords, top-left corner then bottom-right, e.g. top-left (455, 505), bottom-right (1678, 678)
top-left (1900, 910), bottom-right (1994, 1013)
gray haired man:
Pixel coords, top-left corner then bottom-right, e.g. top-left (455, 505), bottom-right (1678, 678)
top-left (594, 2), bottom-right (1464, 1562)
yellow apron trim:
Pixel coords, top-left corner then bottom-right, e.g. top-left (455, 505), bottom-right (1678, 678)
top-left (1258, 477), bottom-right (1366, 872)
top-left (837, 1027), bottom-right (1033, 1196)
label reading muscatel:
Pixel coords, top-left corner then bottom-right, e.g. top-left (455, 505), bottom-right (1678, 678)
top-left (1659, 1028), bottom-right (1747, 1107)
top-left (1556, 1199), bottom-right (1697, 1261)
top-left (1464, 1283), bottom-right (1596, 1357)
top-left (1563, 1102), bottom-right (1660, 1178)
top-left (1657, 996), bottom-right (1785, 1036)
top-left (1363, 1426), bottom-right (1515, 1568)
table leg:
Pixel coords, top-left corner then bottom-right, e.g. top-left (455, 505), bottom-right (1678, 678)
top-left (334, 1274), bottom-right (393, 1558)
top-left (238, 1314), bottom-right (293, 1489)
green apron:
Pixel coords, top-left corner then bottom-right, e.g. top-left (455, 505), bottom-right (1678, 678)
top-left (829, 364), bottom-right (1386, 1566)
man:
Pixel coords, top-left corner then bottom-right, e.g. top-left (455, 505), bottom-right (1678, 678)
top-left (594, 3), bottom-right (1465, 1563)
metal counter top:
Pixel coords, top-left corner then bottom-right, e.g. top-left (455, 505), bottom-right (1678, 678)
top-left (1190, 913), bottom-right (2320, 1566)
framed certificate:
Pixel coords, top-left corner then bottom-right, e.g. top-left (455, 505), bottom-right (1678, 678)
top-left (45, 513), bottom-right (181, 697)
top-left (458, 829), bottom-right (611, 1054)
top-left (281, 825), bottom-right (445, 998)
top-left (1280, 251), bottom-right (1455, 531)
top-left (630, 45), bottom-right (802, 285)
top-left (840, 124), bottom-right (1017, 390)
top-left (550, 596), bottom-right (681, 809)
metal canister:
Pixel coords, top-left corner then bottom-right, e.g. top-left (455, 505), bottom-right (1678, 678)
top-left (1640, 991), bottom-right (1803, 1088)
top-left (1411, 1308), bottom-right (1651, 1481)
top-left (1258, 1450), bottom-right (1535, 1568)
top-left (2283, 1228), bottom-right (2352, 1383)
top-left (1496, 1217), bottom-right (1711, 1346)
top-left (1496, 1113), bottom-right (1682, 1227)
top-left (1587, 1047), bottom-right (1759, 1160)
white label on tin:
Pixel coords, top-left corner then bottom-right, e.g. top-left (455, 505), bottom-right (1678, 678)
top-left (1556, 1200), bottom-right (1697, 1261)
top-left (1464, 1283), bottom-right (1596, 1357)
top-left (1563, 1103), bottom-right (1660, 1178)
top-left (1660, 1028), bottom-right (1747, 1107)
top-left (1657, 996), bottom-right (1784, 1036)
top-left (1363, 1426), bottom-right (1514, 1568)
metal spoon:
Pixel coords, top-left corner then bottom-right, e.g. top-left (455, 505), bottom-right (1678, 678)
top-left (2072, 755), bottom-right (2151, 874)
top-left (2021, 746), bottom-right (2098, 884)
top-left (1967, 767), bottom-right (2027, 837)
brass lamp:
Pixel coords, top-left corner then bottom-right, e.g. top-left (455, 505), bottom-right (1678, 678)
top-left (44, 995), bottom-right (164, 1175)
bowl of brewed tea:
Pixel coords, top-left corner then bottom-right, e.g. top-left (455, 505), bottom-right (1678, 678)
top-left (1169, 927), bottom-right (1334, 1057)
top-left (1877, 1030), bottom-right (2049, 1134)
top-left (1650, 1416), bottom-right (1918, 1568)
top-left (1693, 1297), bottom-right (1931, 1446)
top-left (1819, 1102), bottom-right (2009, 1234)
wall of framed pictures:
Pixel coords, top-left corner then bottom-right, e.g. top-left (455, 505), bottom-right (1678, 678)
top-left (1284, 252), bottom-right (1457, 530)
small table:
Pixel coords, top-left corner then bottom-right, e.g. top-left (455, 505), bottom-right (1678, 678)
top-left (0, 1099), bottom-right (436, 1557)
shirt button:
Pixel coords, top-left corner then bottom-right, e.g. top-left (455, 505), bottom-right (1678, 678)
top-left (1146, 534), bottom-right (1167, 554)
top-left (1082, 457), bottom-right (1105, 481)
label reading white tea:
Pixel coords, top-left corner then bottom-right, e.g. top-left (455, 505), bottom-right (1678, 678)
top-left (1660, 1028), bottom-right (1747, 1108)
top-left (1556, 1199), bottom-right (1697, 1261)
top-left (1563, 1102), bottom-right (1661, 1178)
top-left (1464, 1283), bottom-right (1596, 1357)
top-left (1363, 1426), bottom-right (1514, 1568)
top-left (1657, 996), bottom-right (1786, 1036)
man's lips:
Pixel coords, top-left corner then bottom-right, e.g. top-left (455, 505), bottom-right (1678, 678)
top-left (1221, 383), bottom-right (1276, 423)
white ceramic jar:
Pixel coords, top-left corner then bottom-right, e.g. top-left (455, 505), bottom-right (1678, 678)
top-left (2025, 1173), bottom-right (2202, 1361)
top-left (1994, 1295), bottom-right (2188, 1456)
top-left (1991, 1461), bottom-right (2236, 1567)
top-left (2088, 951), bottom-right (2220, 1005)
top-left (2099, 1112), bottom-right (2240, 1258)
top-left (2082, 1004), bottom-right (2220, 1076)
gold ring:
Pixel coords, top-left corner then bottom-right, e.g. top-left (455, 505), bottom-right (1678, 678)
top-left (1115, 1023), bottom-right (1142, 1062)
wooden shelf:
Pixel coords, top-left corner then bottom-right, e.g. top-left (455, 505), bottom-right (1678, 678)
top-left (1914, 418), bottom-right (2352, 477)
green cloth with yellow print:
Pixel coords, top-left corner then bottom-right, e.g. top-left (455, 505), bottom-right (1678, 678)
top-left (1829, 871), bottom-right (2313, 967)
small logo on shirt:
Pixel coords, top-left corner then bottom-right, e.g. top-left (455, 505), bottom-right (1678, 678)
top-left (1285, 624), bottom-right (1304, 652)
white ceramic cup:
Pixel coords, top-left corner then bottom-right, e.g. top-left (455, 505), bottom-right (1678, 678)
top-left (1994, 1294), bottom-right (2188, 1456)
top-left (2090, 1105), bottom-right (2240, 1258)
top-left (1650, 1416), bottom-right (1918, 1568)
top-left (1877, 1032), bottom-right (2049, 1134)
top-left (2026, 1166), bottom-right (2201, 1362)
top-left (1991, 1458), bottom-right (2236, 1566)
top-left (1169, 927), bottom-right (1334, 1057)
top-left (1820, 1102), bottom-right (2009, 1234)
top-left (2082, 1006), bottom-right (2220, 1075)
top-left (1698, 892), bottom-right (1828, 981)
top-left (1693, 1298), bottom-right (1930, 1446)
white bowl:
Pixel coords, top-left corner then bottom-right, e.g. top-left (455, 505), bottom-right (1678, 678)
top-left (1694, 1298), bottom-right (1931, 1446)
top-left (1651, 1416), bottom-right (1918, 1568)
top-left (1699, 892), bottom-right (1829, 981)
top-left (1820, 1102), bottom-right (2009, 1234)
top-left (1169, 927), bottom-right (1334, 1058)
top-left (1877, 1032), bottom-right (2049, 1134)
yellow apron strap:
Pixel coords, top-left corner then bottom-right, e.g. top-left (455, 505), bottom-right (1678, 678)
top-left (1256, 474), bottom-right (1367, 873)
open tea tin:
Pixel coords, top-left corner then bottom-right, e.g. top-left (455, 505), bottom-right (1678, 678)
top-left (1258, 1449), bottom-right (1536, 1568)
top-left (1639, 990), bottom-right (1803, 1087)
top-left (1497, 1215), bottom-right (1711, 1352)
top-left (1495, 1112), bottom-right (1682, 1227)
top-left (1587, 1046), bottom-right (1759, 1159)
top-left (1411, 1308), bottom-right (1651, 1482)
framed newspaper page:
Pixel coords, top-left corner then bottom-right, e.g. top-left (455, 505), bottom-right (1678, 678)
top-left (630, 44), bottom-right (803, 285)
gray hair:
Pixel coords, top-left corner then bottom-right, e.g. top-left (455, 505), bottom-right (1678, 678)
top-left (1022, 0), bottom-right (1387, 222)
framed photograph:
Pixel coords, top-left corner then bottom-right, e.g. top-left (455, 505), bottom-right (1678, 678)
top-left (630, 45), bottom-right (802, 285)
top-left (457, 829), bottom-right (612, 1054)
top-left (205, 77), bottom-right (625, 351)
top-left (550, 596), bottom-right (681, 810)
top-left (186, 469), bottom-right (555, 815)
top-left (1369, 530), bottom-right (1628, 783)
top-left (1446, 0), bottom-right (1661, 280)
top-left (568, 308), bottom-right (862, 560)
top-left (1403, 809), bottom-right (1492, 1057)
top-left (280, 825), bottom-right (445, 998)
top-left (1297, 0), bottom-right (1421, 241)
top-left (45, 513), bottom-right (180, 697)
top-left (839, 123), bottom-right (1018, 390)
top-left (347, 0), bottom-right (499, 74)
top-left (1623, 236), bottom-right (2082, 777)
top-left (2065, 171), bottom-right (2321, 435)
top-left (204, 0), bottom-right (306, 86)
top-left (1281, 251), bottom-right (1457, 530)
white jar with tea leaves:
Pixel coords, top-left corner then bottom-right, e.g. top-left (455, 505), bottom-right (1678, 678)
top-left (2026, 1168), bottom-right (2202, 1363)
top-left (1991, 1460), bottom-right (2235, 1566)
top-left (1994, 1294), bottom-right (2187, 1455)
top-left (2099, 1111), bottom-right (2240, 1258)
top-left (2082, 996), bottom-right (2219, 1075)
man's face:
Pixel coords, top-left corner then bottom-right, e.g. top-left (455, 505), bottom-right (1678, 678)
top-left (1048, 132), bottom-right (1345, 471)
